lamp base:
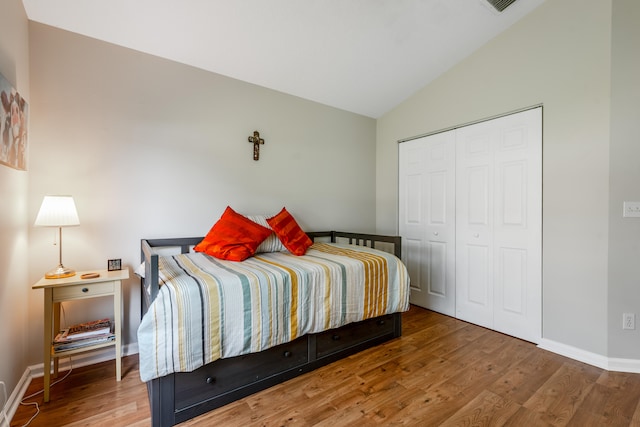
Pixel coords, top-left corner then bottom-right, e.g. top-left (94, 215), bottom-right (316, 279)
top-left (44, 265), bottom-right (76, 279)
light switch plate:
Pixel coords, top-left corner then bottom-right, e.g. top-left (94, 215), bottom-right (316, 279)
top-left (623, 202), bottom-right (640, 218)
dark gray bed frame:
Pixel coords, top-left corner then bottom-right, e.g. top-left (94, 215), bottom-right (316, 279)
top-left (140, 231), bottom-right (403, 427)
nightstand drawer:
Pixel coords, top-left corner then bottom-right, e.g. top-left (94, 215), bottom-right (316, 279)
top-left (53, 280), bottom-right (115, 301)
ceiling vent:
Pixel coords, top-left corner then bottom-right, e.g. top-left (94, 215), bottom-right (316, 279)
top-left (485, 0), bottom-right (518, 12)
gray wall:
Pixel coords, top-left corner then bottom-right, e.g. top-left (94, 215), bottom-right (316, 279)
top-left (4, 0), bottom-right (638, 400)
top-left (0, 0), bottom-right (30, 398)
top-left (608, 0), bottom-right (640, 358)
top-left (26, 22), bottom-right (376, 366)
top-left (377, 0), bottom-right (617, 356)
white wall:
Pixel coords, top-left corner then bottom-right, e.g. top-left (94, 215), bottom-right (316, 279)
top-left (0, 0), bottom-right (30, 401)
top-left (377, 0), bottom-right (613, 356)
top-left (26, 23), bottom-right (376, 366)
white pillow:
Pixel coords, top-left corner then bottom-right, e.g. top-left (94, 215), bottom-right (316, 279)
top-left (246, 214), bottom-right (287, 253)
top-left (135, 262), bottom-right (146, 278)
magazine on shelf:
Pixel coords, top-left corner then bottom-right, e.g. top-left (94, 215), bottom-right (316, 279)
top-left (53, 334), bottom-right (115, 352)
top-left (54, 318), bottom-right (114, 343)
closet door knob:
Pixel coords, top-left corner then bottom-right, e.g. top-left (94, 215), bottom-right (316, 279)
top-left (433, 232), bottom-right (439, 236)
top-left (473, 233), bottom-right (479, 238)
top-left (206, 376), bottom-right (216, 384)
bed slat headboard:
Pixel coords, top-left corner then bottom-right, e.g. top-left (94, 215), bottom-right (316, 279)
top-left (307, 231), bottom-right (401, 258)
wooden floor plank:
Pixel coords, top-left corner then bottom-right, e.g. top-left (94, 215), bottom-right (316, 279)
top-left (488, 344), bottom-right (567, 405)
top-left (567, 370), bottom-right (640, 427)
top-left (438, 389), bottom-right (522, 427)
top-left (522, 361), bottom-right (602, 426)
top-left (11, 305), bottom-right (640, 427)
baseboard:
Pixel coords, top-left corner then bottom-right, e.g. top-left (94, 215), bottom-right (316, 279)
top-left (4, 343), bottom-right (138, 423)
top-left (3, 367), bottom-right (34, 426)
top-left (607, 357), bottom-right (640, 373)
top-left (537, 338), bottom-right (640, 373)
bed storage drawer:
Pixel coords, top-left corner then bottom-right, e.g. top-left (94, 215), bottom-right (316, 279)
top-left (174, 336), bottom-right (309, 410)
top-left (315, 314), bottom-right (396, 359)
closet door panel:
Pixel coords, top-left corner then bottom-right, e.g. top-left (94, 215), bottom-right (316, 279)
top-left (400, 133), bottom-right (455, 316)
top-left (493, 108), bottom-right (542, 343)
top-left (455, 123), bottom-right (494, 328)
top-left (499, 247), bottom-right (526, 313)
top-left (399, 140), bottom-right (428, 308)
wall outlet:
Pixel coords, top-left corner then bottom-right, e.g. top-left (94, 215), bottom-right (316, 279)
top-left (623, 313), bottom-right (635, 330)
top-left (623, 201), bottom-right (640, 218)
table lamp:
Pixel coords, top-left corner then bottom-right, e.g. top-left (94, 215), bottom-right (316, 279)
top-left (35, 195), bottom-right (80, 279)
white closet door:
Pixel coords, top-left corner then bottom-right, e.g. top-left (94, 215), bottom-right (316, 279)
top-left (455, 120), bottom-right (495, 329)
top-left (455, 108), bottom-right (542, 343)
top-left (491, 108), bottom-right (542, 342)
top-left (399, 132), bottom-right (456, 316)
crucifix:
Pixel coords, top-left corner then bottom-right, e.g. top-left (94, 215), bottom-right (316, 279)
top-left (247, 130), bottom-right (265, 161)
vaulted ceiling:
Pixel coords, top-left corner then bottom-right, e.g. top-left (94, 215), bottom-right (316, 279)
top-left (22, 0), bottom-right (545, 118)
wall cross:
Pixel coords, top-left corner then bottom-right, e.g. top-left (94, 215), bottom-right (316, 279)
top-left (248, 130), bottom-right (265, 161)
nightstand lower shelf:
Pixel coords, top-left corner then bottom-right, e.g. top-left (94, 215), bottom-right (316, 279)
top-left (52, 338), bottom-right (116, 357)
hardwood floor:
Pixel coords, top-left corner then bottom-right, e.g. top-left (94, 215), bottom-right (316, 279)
top-left (11, 305), bottom-right (640, 426)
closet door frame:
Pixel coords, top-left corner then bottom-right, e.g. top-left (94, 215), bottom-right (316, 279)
top-left (398, 106), bottom-right (542, 344)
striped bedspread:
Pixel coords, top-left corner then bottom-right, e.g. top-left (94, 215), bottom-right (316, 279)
top-left (137, 242), bottom-right (410, 382)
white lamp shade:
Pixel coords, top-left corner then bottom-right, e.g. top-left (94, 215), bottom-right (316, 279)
top-left (35, 196), bottom-right (80, 227)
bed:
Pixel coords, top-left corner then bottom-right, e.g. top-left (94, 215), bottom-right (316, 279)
top-left (139, 230), bottom-right (409, 427)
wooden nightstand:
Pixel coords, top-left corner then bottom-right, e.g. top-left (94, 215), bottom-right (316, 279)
top-left (32, 268), bottom-right (129, 402)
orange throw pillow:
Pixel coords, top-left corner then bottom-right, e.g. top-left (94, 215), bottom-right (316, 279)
top-left (194, 206), bottom-right (272, 261)
top-left (267, 208), bottom-right (312, 256)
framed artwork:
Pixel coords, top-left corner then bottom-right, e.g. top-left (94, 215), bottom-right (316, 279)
top-left (0, 72), bottom-right (28, 171)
